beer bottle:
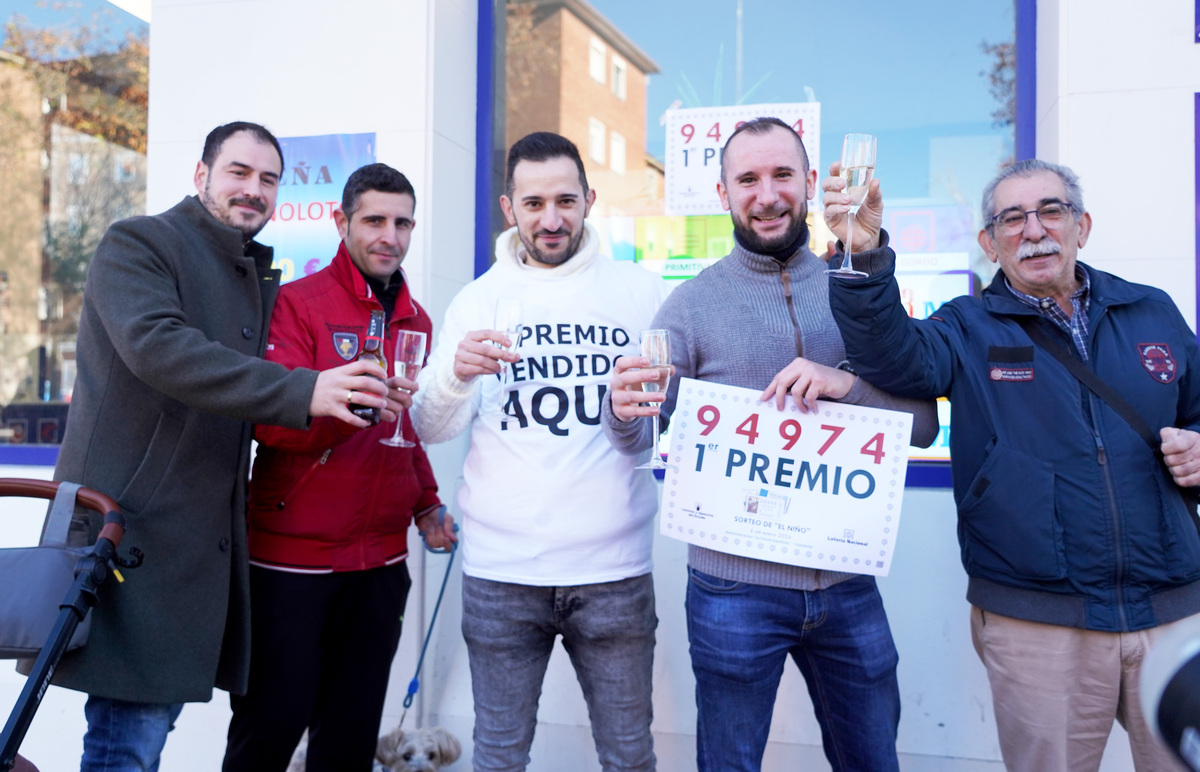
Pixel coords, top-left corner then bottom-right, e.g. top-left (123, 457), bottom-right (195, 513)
top-left (352, 310), bottom-right (386, 425)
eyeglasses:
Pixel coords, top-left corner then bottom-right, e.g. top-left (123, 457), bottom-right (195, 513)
top-left (989, 202), bottom-right (1075, 236)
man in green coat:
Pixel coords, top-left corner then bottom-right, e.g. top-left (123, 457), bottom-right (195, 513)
top-left (42, 122), bottom-right (400, 771)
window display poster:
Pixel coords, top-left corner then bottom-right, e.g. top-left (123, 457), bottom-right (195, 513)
top-left (258, 133), bottom-right (376, 284)
top-left (664, 103), bottom-right (820, 217)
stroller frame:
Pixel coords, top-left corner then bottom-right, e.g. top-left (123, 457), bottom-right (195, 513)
top-left (0, 479), bottom-right (126, 772)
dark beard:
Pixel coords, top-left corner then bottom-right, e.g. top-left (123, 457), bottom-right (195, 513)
top-left (200, 188), bottom-right (268, 241)
top-left (519, 226), bottom-right (585, 267)
top-left (731, 206), bottom-right (808, 255)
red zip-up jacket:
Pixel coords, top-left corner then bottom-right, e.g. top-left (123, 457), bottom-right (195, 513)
top-left (247, 243), bottom-right (440, 572)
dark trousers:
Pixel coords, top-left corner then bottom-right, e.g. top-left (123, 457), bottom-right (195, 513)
top-left (222, 561), bottom-right (412, 772)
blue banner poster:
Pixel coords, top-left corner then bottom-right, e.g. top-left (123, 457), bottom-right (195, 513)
top-left (258, 133), bottom-right (376, 284)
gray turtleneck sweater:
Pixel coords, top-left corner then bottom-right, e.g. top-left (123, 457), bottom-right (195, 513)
top-left (602, 231), bottom-right (938, 590)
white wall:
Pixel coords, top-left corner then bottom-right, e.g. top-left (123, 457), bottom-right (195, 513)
top-left (1036, 0), bottom-right (1200, 327)
top-left (144, 0), bottom-right (479, 308)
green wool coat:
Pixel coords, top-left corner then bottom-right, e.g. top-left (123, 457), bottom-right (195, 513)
top-left (36, 196), bottom-right (318, 703)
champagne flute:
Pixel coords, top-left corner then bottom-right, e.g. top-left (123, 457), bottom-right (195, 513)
top-left (634, 329), bottom-right (674, 471)
top-left (826, 133), bottom-right (876, 278)
top-left (495, 299), bottom-right (525, 414)
top-left (380, 329), bottom-right (427, 448)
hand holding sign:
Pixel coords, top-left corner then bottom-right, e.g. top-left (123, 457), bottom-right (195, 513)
top-left (760, 357), bottom-right (856, 413)
top-left (662, 378), bottom-right (913, 576)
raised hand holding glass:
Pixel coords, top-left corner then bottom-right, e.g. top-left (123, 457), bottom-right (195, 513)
top-left (826, 133), bottom-right (876, 278)
top-left (380, 329), bottom-right (427, 448)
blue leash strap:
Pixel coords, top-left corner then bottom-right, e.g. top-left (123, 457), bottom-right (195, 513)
top-left (400, 506), bottom-right (458, 727)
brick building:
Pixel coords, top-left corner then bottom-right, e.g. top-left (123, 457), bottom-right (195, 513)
top-left (505, 0), bottom-right (663, 216)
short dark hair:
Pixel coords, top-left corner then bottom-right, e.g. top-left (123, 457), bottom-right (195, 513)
top-left (341, 163), bottom-right (417, 219)
top-left (201, 121), bottom-right (284, 172)
top-left (720, 117), bottom-right (810, 182)
top-left (504, 132), bottom-right (588, 199)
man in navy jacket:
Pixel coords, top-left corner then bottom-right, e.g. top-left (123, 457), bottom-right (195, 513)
top-left (825, 159), bottom-right (1200, 772)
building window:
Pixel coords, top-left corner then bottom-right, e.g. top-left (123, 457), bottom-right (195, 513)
top-left (38, 286), bottom-right (62, 322)
top-left (589, 36), bottom-right (606, 83)
top-left (611, 56), bottom-right (627, 100)
top-left (114, 158), bottom-right (137, 183)
top-left (68, 153), bottom-right (89, 185)
top-left (588, 118), bottom-right (606, 164)
top-left (610, 131), bottom-right (626, 175)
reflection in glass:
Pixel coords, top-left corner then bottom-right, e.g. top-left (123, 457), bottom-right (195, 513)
top-left (0, 9), bottom-right (149, 447)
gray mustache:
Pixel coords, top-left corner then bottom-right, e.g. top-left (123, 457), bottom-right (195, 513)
top-left (1017, 239), bottom-right (1061, 259)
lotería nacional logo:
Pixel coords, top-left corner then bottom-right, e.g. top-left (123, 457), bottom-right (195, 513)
top-left (1138, 343), bottom-right (1176, 383)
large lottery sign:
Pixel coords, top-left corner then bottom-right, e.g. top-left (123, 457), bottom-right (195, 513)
top-left (258, 133), bottom-right (376, 284)
top-left (661, 378), bottom-right (913, 576)
top-left (664, 103), bottom-right (821, 216)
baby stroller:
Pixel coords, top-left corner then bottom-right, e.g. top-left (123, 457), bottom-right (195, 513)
top-left (0, 479), bottom-right (130, 772)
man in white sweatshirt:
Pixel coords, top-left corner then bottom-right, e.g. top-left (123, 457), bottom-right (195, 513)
top-left (412, 132), bottom-right (667, 772)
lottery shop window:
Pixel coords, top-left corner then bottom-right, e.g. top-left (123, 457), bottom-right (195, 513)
top-left (490, 0), bottom-right (1016, 466)
top-left (493, 0), bottom-right (1015, 297)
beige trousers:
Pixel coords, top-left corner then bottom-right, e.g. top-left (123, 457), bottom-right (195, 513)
top-left (970, 605), bottom-right (1191, 772)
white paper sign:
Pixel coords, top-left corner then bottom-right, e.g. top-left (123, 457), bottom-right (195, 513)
top-left (664, 103), bottom-right (821, 216)
top-left (660, 378), bottom-right (913, 576)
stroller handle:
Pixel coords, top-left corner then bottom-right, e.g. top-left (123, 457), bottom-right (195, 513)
top-left (0, 479), bottom-right (124, 548)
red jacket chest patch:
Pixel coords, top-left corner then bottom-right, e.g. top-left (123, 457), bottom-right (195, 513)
top-left (333, 332), bottom-right (359, 361)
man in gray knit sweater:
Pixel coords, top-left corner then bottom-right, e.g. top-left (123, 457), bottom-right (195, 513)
top-left (601, 118), bottom-right (937, 772)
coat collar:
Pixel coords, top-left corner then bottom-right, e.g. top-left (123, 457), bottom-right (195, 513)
top-left (493, 221), bottom-right (601, 279)
top-left (727, 224), bottom-right (824, 280)
top-left (983, 261), bottom-right (1151, 317)
top-left (329, 241), bottom-right (418, 322)
top-left (174, 195), bottom-right (273, 268)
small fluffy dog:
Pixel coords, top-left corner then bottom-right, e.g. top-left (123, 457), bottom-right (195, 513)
top-left (288, 725), bottom-right (461, 772)
top-left (375, 725), bottom-right (462, 771)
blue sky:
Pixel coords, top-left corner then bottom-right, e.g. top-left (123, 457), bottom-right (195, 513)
top-left (590, 0), bottom-right (1015, 199)
top-left (1, 1), bottom-right (146, 50)
top-left (591, 0), bottom-right (1013, 136)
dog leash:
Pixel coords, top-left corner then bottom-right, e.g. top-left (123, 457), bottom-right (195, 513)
top-left (400, 505), bottom-right (459, 730)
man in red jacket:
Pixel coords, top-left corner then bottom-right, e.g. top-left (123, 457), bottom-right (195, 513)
top-left (222, 163), bottom-right (456, 772)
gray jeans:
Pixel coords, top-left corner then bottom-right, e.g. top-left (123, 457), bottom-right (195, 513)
top-left (461, 573), bottom-right (658, 772)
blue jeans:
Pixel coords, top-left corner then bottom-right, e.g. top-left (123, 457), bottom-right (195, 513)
top-left (461, 573), bottom-right (657, 772)
top-left (686, 569), bottom-right (900, 772)
top-left (81, 697), bottom-right (184, 772)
